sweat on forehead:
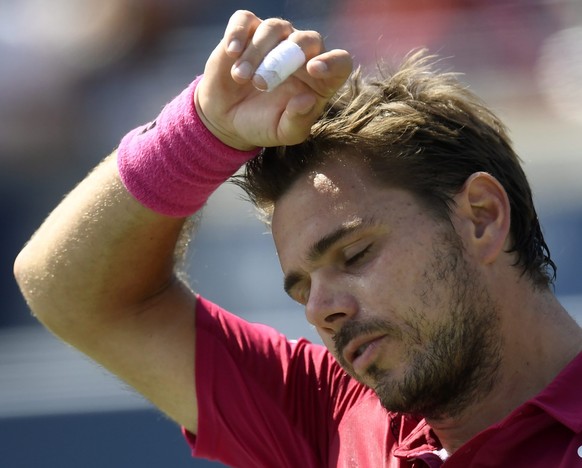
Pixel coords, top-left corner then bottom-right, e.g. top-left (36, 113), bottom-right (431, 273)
top-left (269, 156), bottom-right (371, 222)
top-left (310, 172), bottom-right (340, 195)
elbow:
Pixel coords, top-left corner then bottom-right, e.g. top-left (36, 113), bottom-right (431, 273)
top-left (14, 244), bottom-right (43, 317)
top-left (14, 245), bottom-right (84, 341)
top-left (13, 243), bottom-right (59, 327)
top-left (14, 244), bottom-right (33, 300)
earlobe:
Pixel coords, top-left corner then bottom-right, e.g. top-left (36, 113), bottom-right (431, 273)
top-left (455, 172), bottom-right (511, 264)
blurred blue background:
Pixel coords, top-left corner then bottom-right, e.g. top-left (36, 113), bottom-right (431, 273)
top-left (1, 1), bottom-right (581, 467)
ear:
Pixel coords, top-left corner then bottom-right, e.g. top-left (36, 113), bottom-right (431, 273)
top-left (453, 172), bottom-right (511, 264)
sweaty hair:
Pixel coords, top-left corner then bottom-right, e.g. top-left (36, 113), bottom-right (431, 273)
top-left (234, 50), bottom-right (556, 288)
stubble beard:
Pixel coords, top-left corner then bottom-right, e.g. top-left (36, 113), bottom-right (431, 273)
top-left (334, 228), bottom-right (503, 420)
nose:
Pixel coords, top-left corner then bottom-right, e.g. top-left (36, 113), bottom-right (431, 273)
top-left (305, 273), bottom-right (357, 335)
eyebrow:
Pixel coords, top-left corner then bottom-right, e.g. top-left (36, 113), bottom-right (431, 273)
top-left (283, 219), bottom-right (372, 297)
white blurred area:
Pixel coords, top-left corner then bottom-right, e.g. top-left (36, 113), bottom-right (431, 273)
top-left (0, 0), bottom-right (186, 165)
top-left (1, 0), bottom-right (581, 425)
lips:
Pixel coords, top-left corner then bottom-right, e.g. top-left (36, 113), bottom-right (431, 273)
top-left (343, 334), bottom-right (386, 368)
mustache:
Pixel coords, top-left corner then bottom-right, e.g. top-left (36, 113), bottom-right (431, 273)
top-left (332, 317), bottom-right (401, 364)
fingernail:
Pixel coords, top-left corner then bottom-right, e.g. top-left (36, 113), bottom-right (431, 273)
top-left (252, 74), bottom-right (268, 92)
top-left (233, 61), bottom-right (253, 80)
top-left (310, 60), bottom-right (328, 74)
top-left (227, 39), bottom-right (242, 54)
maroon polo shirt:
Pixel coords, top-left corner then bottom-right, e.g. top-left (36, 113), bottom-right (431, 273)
top-left (411, 348), bottom-right (582, 467)
top-left (187, 296), bottom-right (582, 467)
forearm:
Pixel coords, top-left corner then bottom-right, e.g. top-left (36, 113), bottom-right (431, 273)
top-left (14, 154), bottom-right (187, 337)
top-left (14, 74), bottom-right (257, 340)
top-left (12, 10), bottom-right (353, 432)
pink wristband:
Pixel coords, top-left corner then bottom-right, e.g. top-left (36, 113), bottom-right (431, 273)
top-left (117, 75), bottom-right (260, 217)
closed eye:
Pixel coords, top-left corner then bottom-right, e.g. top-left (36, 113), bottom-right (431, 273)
top-left (345, 244), bottom-right (373, 267)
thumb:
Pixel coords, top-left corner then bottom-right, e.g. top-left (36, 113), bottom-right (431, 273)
top-left (277, 93), bottom-right (318, 145)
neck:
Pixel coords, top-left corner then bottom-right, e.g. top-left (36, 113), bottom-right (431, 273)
top-left (428, 289), bottom-right (582, 454)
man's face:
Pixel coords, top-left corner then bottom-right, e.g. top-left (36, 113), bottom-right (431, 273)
top-left (271, 158), bottom-right (502, 419)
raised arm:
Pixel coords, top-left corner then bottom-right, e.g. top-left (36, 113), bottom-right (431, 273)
top-left (13, 10), bottom-right (352, 435)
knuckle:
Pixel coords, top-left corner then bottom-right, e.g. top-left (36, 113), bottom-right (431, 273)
top-left (305, 30), bottom-right (324, 45)
top-left (232, 9), bottom-right (255, 20)
top-left (227, 10), bottom-right (258, 36)
top-left (289, 30), bottom-right (325, 51)
top-left (261, 17), bottom-right (293, 35)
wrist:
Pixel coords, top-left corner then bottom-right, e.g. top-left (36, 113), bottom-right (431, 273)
top-left (194, 80), bottom-right (258, 152)
top-left (117, 75), bottom-right (261, 217)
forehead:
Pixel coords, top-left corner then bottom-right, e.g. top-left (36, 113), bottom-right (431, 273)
top-left (271, 159), bottom-right (406, 266)
top-left (311, 172), bottom-right (340, 194)
top-left (272, 159), bottom-right (372, 232)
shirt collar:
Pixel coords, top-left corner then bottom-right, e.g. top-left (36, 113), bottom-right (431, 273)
top-left (392, 416), bottom-right (442, 458)
top-left (390, 350), bottom-right (582, 460)
top-left (528, 349), bottom-right (582, 432)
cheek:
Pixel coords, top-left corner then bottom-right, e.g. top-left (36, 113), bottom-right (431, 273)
top-left (319, 332), bottom-right (339, 358)
top-left (369, 249), bottom-right (415, 297)
top-left (364, 244), bottom-right (434, 316)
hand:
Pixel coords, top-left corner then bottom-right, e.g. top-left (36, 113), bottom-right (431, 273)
top-left (196, 10), bottom-right (353, 150)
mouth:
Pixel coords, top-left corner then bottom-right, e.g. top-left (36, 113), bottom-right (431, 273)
top-left (343, 334), bottom-right (387, 368)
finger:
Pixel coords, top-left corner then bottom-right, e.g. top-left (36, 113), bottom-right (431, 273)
top-left (252, 30), bottom-right (325, 92)
top-left (306, 49), bottom-right (353, 98)
top-left (222, 10), bottom-right (262, 58)
top-left (231, 17), bottom-right (294, 82)
top-left (276, 49), bottom-right (353, 143)
top-left (287, 30), bottom-right (326, 60)
top-left (252, 40), bottom-right (306, 92)
top-left (277, 93), bottom-right (319, 145)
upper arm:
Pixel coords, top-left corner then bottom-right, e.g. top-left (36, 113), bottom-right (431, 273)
top-left (59, 278), bottom-right (200, 434)
top-left (14, 154), bottom-right (201, 434)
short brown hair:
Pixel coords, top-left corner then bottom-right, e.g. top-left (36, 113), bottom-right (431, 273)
top-left (234, 50), bottom-right (556, 288)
